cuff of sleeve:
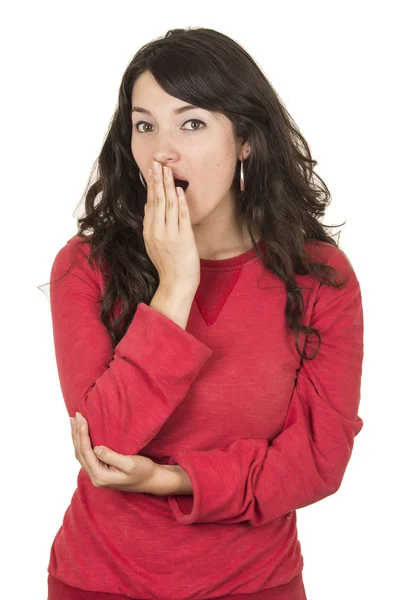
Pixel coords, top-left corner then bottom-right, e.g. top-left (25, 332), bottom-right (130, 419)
top-left (166, 441), bottom-right (263, 525)
top-left (167, 455), bottom-right (195, 523)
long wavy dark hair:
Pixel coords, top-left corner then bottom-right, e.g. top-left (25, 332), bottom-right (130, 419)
top-left (40, 26), bottom-right (350, 360)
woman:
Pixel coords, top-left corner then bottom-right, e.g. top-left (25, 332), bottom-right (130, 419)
top-left (45, 26), bottom-right (364, 600)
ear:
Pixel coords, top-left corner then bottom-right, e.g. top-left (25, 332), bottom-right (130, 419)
top-left (239, 144), bottom-right (251, 161)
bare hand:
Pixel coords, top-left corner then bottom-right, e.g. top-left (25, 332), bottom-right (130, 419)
top-left (143, 161), bottom-right (200, 292)
top-left (70, 413), bottom-right (165, 495)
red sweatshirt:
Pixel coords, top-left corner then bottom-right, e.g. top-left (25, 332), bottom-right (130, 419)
top-left (47, 234), bottom-right (364, 600)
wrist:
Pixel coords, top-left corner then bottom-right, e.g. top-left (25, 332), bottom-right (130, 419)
top-left (159, 281), bottom-right (198, 299)
top-left (158, 464), bottom-right (193, 495)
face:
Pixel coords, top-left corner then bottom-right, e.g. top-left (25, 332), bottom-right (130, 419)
top-left (130, 71), bottom-right (249, 234)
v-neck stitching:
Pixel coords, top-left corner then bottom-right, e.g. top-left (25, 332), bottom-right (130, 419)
top-left (194, 240), bottom-right (266, 326)
top-left (194, 267), bottom-right (243, 326)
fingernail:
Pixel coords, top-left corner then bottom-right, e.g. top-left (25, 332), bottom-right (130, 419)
top-left (76, 413), bottom-right (82, 423)
top-left (163, 166), bottom-right (169, 178)
top-left (153, 161), bottom-right (160, 173)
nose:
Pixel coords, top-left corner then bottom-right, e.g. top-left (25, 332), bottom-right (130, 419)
top-left (150, 134), bottom-right (179, 167)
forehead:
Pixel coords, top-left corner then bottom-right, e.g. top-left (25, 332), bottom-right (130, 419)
top-left (131, 71), bottom-right (227, 124)
top-left (131, 71), bottom-right (194, 110)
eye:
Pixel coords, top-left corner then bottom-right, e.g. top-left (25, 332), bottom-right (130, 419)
top-left (183, 119), bottom-right (206, 131)
top-left (133, 119), bottom-right (206, 133)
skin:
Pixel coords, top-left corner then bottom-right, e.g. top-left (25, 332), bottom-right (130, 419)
top-left (131, 70), bottom-right (259, 260)
top-left (71, 413), bottom-right (193, 495)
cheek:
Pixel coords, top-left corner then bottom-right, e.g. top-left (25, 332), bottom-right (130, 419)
top-left (205, 158), bottom-right (236, 190)
top-left (131, 146), bottom-right (146, 174)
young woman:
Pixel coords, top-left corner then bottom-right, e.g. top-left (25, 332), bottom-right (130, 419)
top-left (45, 27), bottom-right (364, 600)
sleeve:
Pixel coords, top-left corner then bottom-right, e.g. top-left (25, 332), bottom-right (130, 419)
top-left (166, 261), bottom-right (364, 526)
top-left (49, 239), bottom-right (214, 456)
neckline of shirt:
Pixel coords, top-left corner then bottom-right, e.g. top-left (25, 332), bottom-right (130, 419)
top-left (199, 239), bottom-right (266, 270)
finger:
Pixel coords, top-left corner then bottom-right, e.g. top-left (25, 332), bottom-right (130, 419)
top-left (152, 162), bottom-right (166, 230)
top-left (144, 168), bottom-right (154, 228)
top-left (73, 415), bottom-right (91, 476)
top-left (94, 447), bottom-right (137, 478)
top-left (163, 166), bottom-right (179, 235)
top-left (78, 416), bottom-right (125, 487)
top-left (77, 416), bottom-right (105, 478)
top-left (92, 452), bottom-right (157, 492)
top-left (175, 186), bottom-right (192, 234)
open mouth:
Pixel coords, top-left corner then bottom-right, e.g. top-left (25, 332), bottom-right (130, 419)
top-left (174, 178), bottom-right (189, 192)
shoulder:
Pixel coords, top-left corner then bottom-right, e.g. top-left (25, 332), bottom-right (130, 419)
top-left (52, 234), bottom-right (92, 266)
top-left (50, 234), bottom-right (97, 287)
top-left (303, 239), bottom-right (360, 288)
top-left (302, 240), bottom-right (361, 318)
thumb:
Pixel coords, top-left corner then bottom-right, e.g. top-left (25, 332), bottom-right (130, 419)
top-left (94, 446), bottom-right (134, 471)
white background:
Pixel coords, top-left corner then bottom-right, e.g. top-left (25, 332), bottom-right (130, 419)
top-left (1, 1), bottom-right (395, 598)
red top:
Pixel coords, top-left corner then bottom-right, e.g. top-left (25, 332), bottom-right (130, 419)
top-left (47, 235), bottom-right (364, 599)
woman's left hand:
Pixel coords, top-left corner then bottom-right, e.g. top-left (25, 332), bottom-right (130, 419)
top-left (70, 413), bottom-right (166, 495)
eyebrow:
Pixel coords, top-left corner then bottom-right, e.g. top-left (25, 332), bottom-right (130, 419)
top-left (131, 104), bottom-right (201, 116)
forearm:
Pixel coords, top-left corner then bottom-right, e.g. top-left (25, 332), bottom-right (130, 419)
top-left (157, 464), bottom-right (193, 495)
